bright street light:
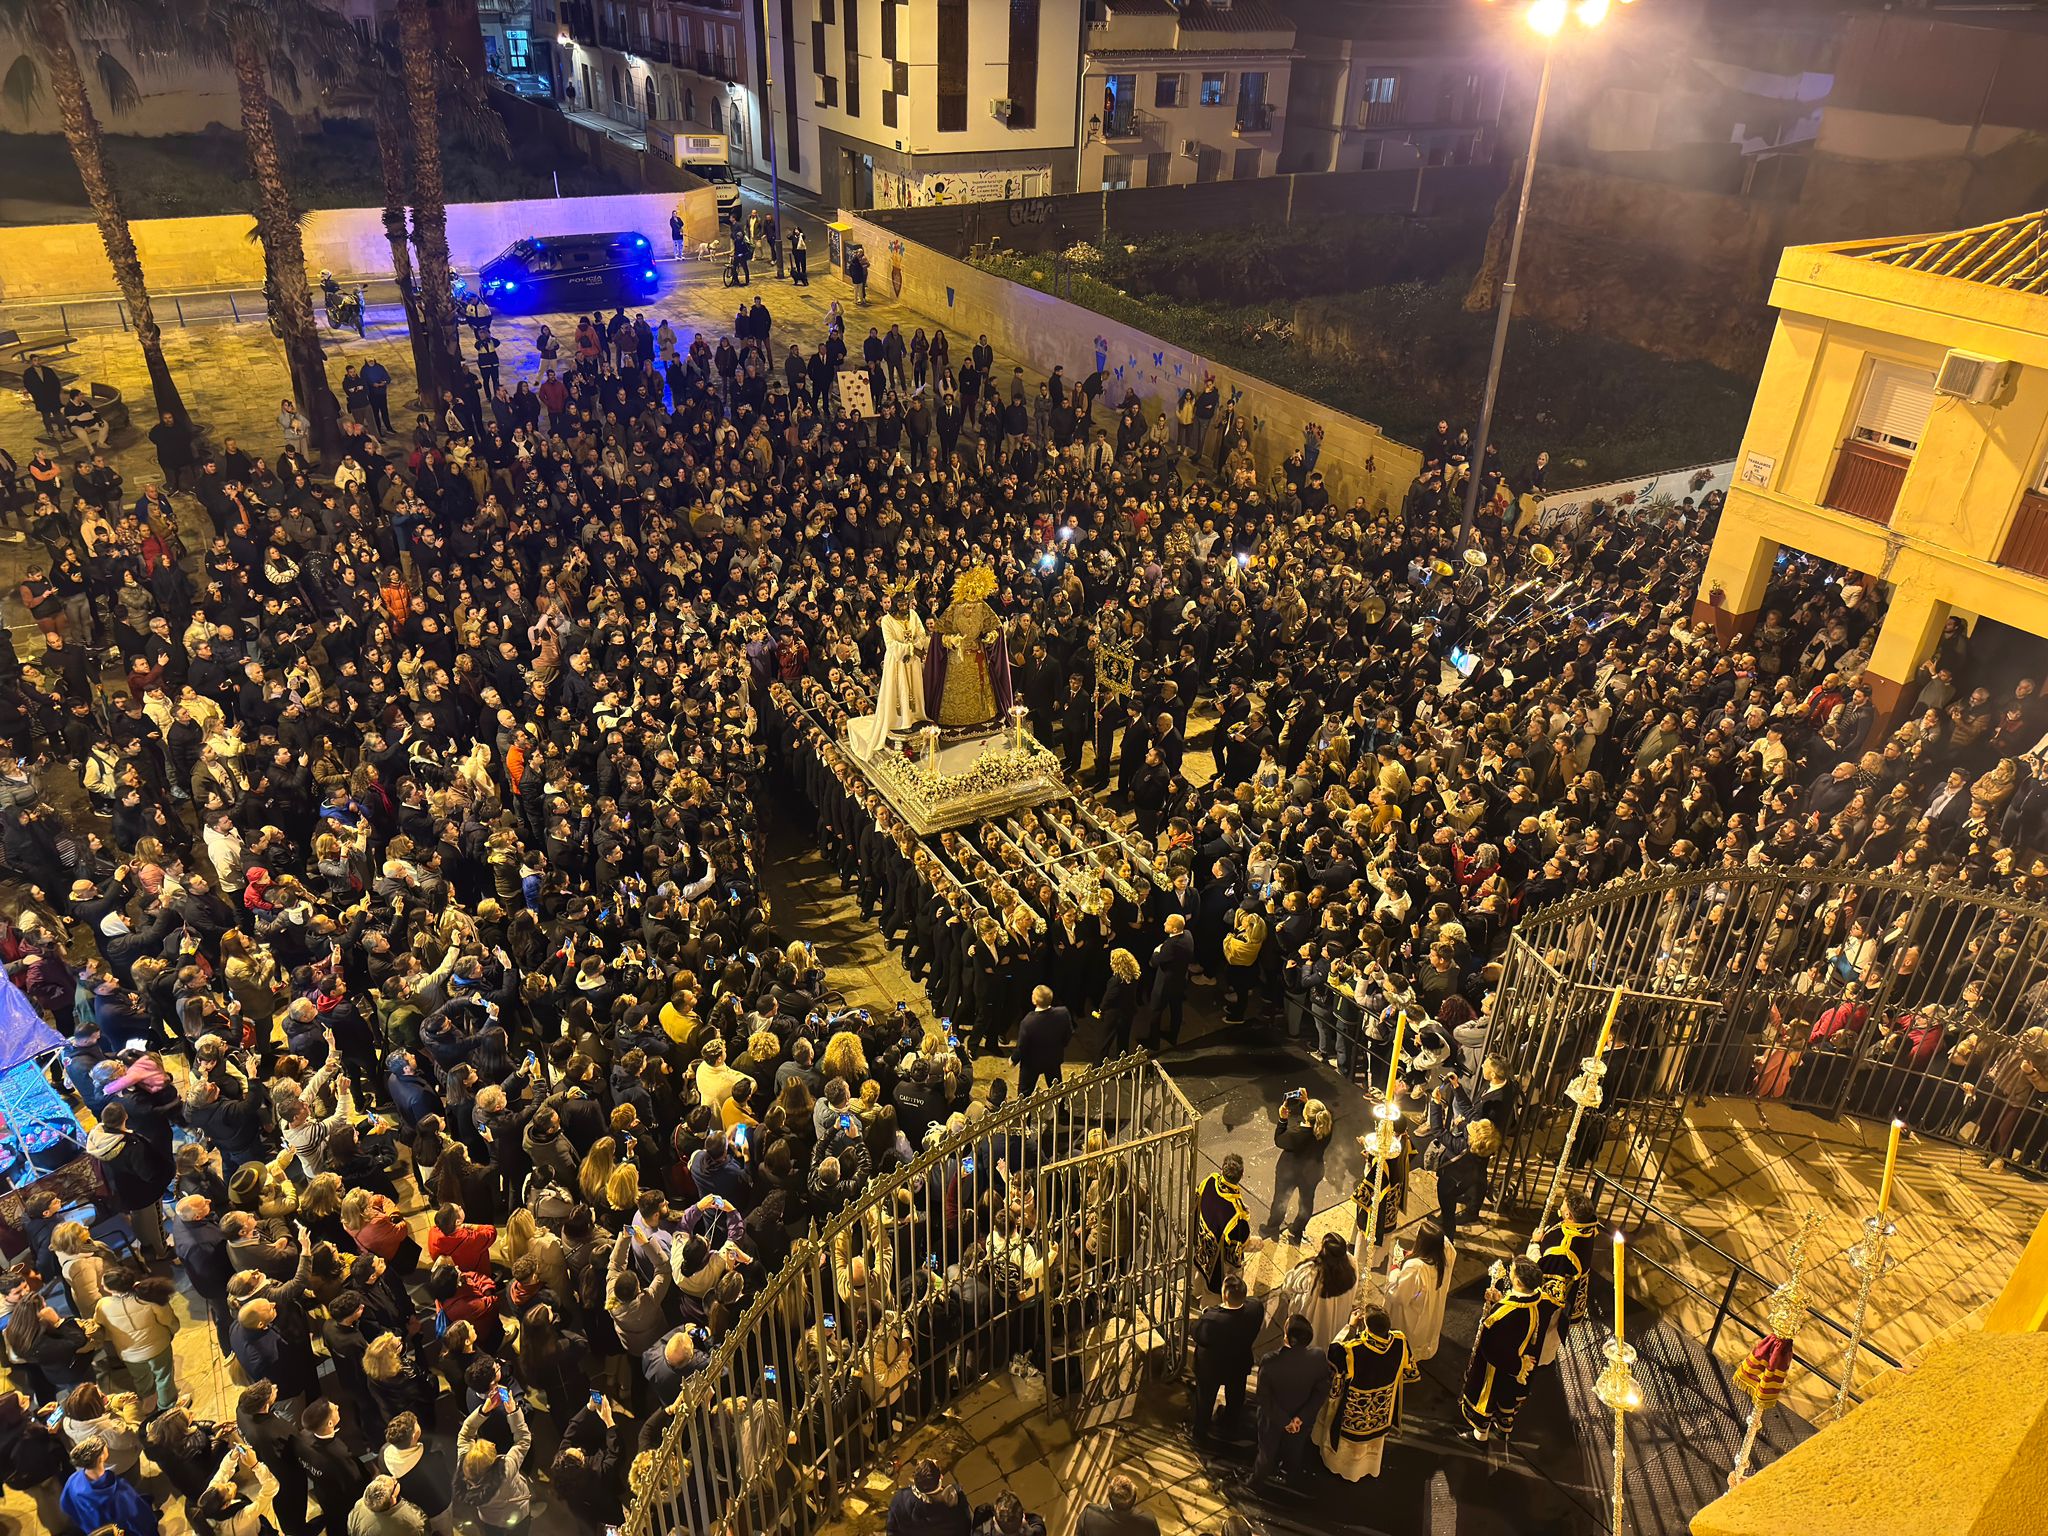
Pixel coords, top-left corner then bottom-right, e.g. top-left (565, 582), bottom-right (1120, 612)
top-left (1455, 0), bottom-right (1629, 556)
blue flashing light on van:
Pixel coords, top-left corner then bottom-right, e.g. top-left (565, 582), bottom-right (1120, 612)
top-left (478, 232), bottom-right (659, 312)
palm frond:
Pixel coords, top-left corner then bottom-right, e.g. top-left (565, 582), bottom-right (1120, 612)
top-left (244, 203), bottom-right (313, 243)
top-left (269, 51), bottom-right (300, 101)
top-left (1, 52), bottom-right (43, 120)
top-left (92, 49), bottom-right (140, 114)
top-left (444, 67), bottom-right (509, 157)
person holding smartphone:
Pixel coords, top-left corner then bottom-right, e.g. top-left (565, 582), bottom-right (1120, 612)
top-left (1267, 1093), bottom-right (1334, 1245)
top-left (455, 1390), bottom-right (533, 1535)
top-left (549, 1392), bottom-right (626, 1533)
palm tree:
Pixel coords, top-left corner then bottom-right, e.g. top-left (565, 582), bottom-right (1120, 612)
top-left (161, 0), bottom-right (346, 455)
top-left (327, 33), bottom-right (505, 416)
top-left (398, 0), bottom-right (461, 412)
top-left (371, 91), bottom-right (437, 407)
top-left (1, 0), bottom-right (190, 426)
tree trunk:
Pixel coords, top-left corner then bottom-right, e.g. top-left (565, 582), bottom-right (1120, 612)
top-left (374, 101), bottom-right (438, 413)
top-left (233, 38), bottom-right (342, 458)
top-left (399, 0), bottom-right (460, 412)
top-left (36, 2), bottom-right (188, 429)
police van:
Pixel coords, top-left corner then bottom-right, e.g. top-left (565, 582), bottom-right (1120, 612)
top-left (477, 232), bottom-right (660, 312)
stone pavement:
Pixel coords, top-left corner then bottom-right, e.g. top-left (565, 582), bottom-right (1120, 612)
top-left (1642, 1096), bottom-right (2046, 1422)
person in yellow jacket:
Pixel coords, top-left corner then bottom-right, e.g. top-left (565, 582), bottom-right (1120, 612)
top-left (1220, 901), bottom-right (1268, 1022)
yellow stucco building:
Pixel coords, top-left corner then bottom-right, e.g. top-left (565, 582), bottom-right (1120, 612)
top-left (1700, 208), bottom-right (2048, 718)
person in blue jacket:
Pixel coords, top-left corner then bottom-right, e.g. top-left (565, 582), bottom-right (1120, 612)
top-left (60, 1436), bottom-right (159, 1536)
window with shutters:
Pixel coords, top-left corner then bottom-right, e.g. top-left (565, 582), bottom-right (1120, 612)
top-left (843, 0), bottom-right (859, 115)
top-left (936, 0), bottom-right (967, 131)
top-left (1008, 0), bottom-right (1040, 130)
top-left (1853, 360), bottom-right (1937, 454)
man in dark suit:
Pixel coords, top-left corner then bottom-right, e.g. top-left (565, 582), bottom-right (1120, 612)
top-left (1250, 1313), bottom-right (1333, 1489)
top-left (1058, 673), bottom-right (1093, 777)
top-left (1013, 986), bottom-right (1075, 1098)
top-left (1922, 767), bottom-right (1971, 850)
top-left (237, 1381), bottom-right (308, 1531)
top-left (1190, 1274), bottom-right (1264, 1445)
top-left (1145, 915), bottom-right (1194, 1049)
top-left (22, 357), bottom-right (63, 436)
top-left (297, 1397), bottom-right (369, 1536)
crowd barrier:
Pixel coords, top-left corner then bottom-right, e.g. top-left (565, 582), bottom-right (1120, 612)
top-left (1481, 868), bottom-right (2048, 1216)
top-left (628, 1051), bottom-right (1198, 1536)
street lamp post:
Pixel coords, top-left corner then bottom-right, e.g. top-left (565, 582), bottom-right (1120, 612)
top-left (755, 0), bottom-right (785, 277)
top-left (1454, 0), bottom-right (1622, 555)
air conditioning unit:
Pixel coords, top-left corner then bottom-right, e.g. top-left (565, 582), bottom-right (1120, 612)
top-left (1936, 349), bottom-right (2011, 404)
top-left (1179, 137), bottom-right (1198, 157)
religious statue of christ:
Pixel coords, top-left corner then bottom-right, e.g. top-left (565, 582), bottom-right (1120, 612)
top-left (848, 586), bottom-right (929, 755)
top-left (922, 566), bottom-right (1015, 729)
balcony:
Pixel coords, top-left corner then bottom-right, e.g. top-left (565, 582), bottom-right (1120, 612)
top-left (1234, 102), bottom-right (1273, 134)
top-left (1358, 97), bottom-right (1402, 128)
top-left (643, 37), bottom-right (673, 64)
top-left (1822, 439), bottom-right (1909, 526)
top-left (2000, 491), bottom-right (2048, 580)
top-left (692, 48), bottom-right (738, 80)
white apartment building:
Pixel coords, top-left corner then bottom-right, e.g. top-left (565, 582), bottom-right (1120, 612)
top-left (759, 0), bottom-right (1084, 208)
top-left (1078, 0), bottom-right (1297, 191)
top-left (543, 0), bottom-right (768, 169)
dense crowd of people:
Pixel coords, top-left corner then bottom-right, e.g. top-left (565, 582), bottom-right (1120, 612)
top-left (1, 240), bottom-right (2046, 1535)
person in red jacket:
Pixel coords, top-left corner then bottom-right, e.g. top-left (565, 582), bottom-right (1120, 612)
top-left (428, 1258), bottom-right (502, 1350)
top-left (426, 1205), bottom-right (496, 1277)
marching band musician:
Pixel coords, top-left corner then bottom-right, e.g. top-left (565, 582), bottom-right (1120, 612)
top-left (1460, 1257), bottom-right (1553, 1444)
top-left (1320, 1305), bottom-right (1421, 1483)
top-left (1532, 1192), bottom-right (1602, 1367)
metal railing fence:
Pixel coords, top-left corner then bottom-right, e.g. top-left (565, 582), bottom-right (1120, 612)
top-left (627, 1051), bottom-right (1198, 1536)
top-left (1481, 868), bottom-right (2048, 1216)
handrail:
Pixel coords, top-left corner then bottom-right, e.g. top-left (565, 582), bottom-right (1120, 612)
top-left (1592, 1170), bottom-right (1901, 1407)
top-left (1517, 864), bottom-right (2048, 939)
top-left (625, 1049), bottom-right (1195, 1536)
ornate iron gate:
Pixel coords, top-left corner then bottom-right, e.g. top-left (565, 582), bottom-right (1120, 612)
top-left (627, 1052), bottom-right (1199, 1536)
